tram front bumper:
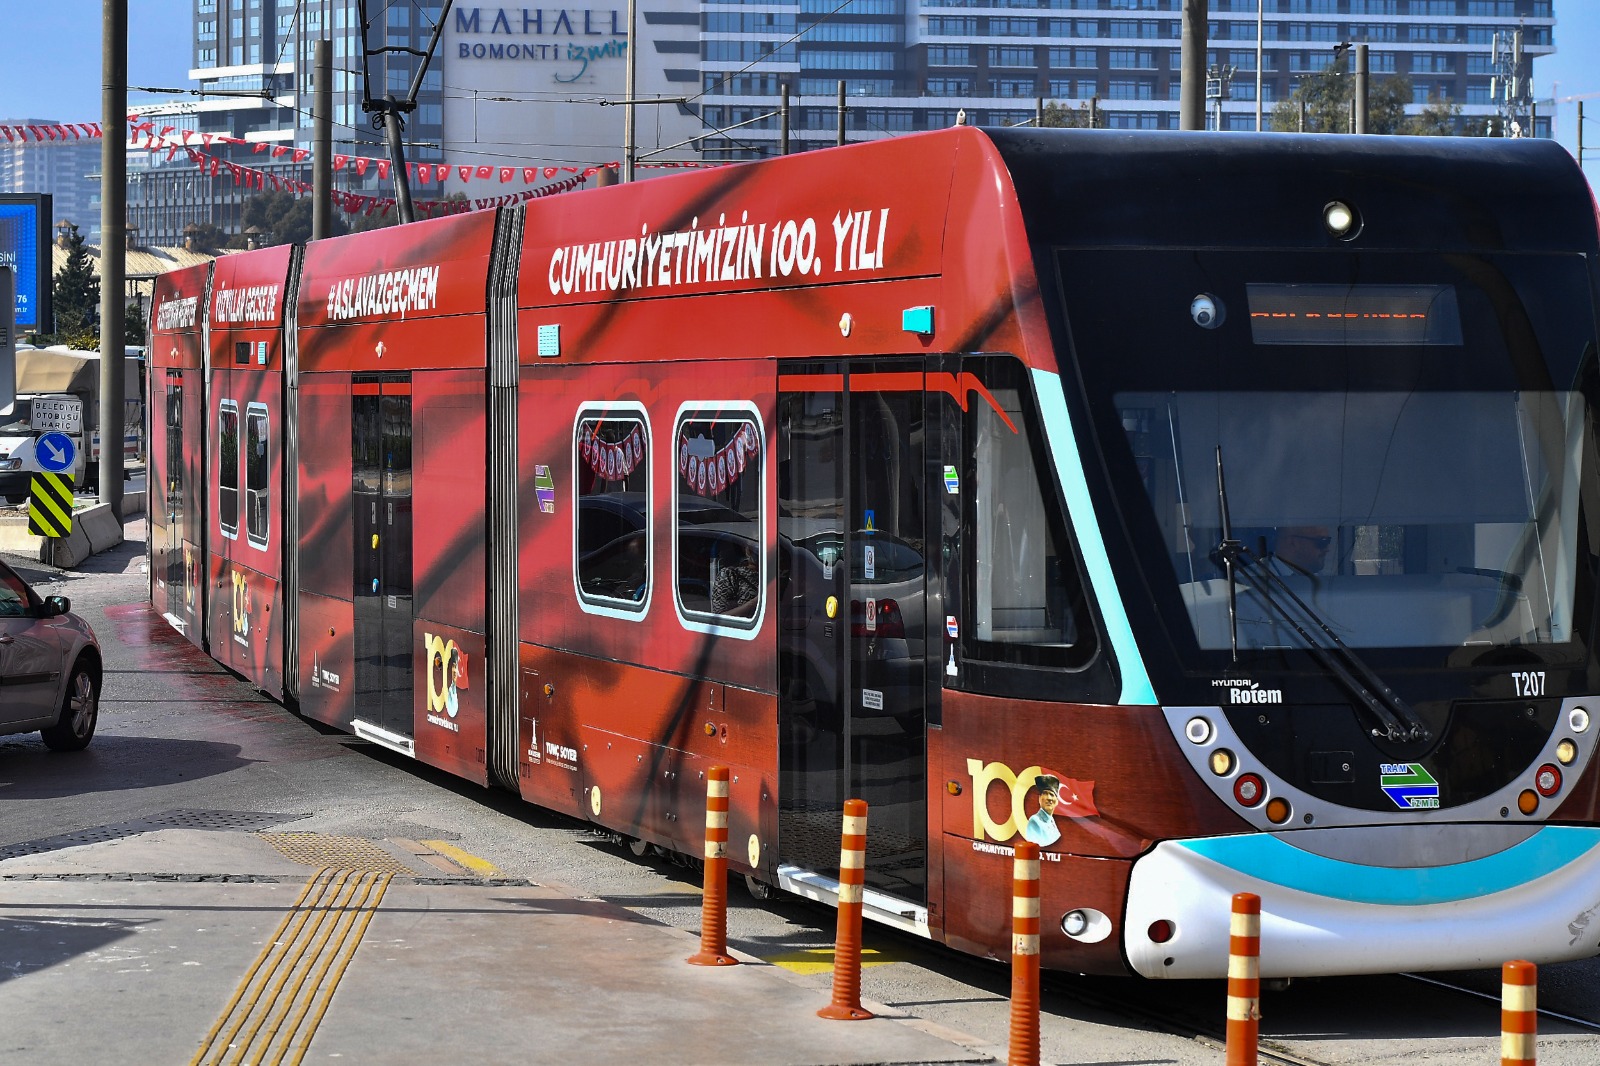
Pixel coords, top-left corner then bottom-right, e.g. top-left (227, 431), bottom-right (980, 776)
top-left (1123, 825), bottom-right (1600, 979)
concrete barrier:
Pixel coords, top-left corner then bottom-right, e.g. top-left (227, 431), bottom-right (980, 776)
top-left (0, 486), bottom-right (144, 567)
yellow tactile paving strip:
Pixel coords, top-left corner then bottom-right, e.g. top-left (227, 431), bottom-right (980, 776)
top-left (258, 833), bottom-right (418, 877)
top-left (190, 869), bottom-right (392, 1066)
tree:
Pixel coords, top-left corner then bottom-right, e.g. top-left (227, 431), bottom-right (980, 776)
top-left (1405, 94), bottom-right (1464, 136)
top-left (239, 189), bottom-right (318, 246)
top-left (1270, 55), bottom-right (1410, 134)
top-left (1040, 100), bottom-right (1100, 129)
top-left (183, 221), bottom-right (232, 251)
top-left (124, 297), bottom-right (146, 346)
top-left (52, 223), bottom-right (99, 344)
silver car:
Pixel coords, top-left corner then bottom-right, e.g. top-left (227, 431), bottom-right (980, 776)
top-left (0, 558), bottom-right (101, 750)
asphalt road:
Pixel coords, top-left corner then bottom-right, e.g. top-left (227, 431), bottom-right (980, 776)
top-left (3, 521), bottom-right (1600, 1066)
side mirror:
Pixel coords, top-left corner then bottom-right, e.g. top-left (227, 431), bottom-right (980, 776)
top-left (44, 595), bottom-right (70, 617)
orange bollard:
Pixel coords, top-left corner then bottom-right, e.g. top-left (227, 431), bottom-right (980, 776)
top-left (1502, 960), bottom-right (1537, 1066)
top-left (1225, 892), bottom-right (1261, 1066)
top-left (1007, 840), bottom-right (1041, 1066)
top-left (818, 798), bottom-right (873, 1020)
top-left (687, 765), bottom-right (737, 966)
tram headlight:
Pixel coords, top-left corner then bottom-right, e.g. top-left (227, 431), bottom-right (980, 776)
top-left (1570, 706), bottom-right (1591, 734)
top-left (1210, 748), bottom-right (1235, 776)
top-left (1557, 739), bottom-right (1578, 765)
top-left (1185, 716), bottom-right (1213, 744)
top-left (1323, 200), bottom-right (1361, 239)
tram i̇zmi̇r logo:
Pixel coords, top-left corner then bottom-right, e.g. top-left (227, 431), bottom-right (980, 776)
top-left (231, 569), bottom-right (250, 644)
top-left (1380, 763), bottom-right (1440, 809)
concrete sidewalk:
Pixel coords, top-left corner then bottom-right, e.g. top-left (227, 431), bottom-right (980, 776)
top-left (0, 828), bottom-right (994, 1066)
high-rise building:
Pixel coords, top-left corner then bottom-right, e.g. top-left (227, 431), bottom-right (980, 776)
top-left (0, 123), bottom-right (103, 242)
top-left (136, 0), bottom-right (1557, 245)
top-left (699, 0), bottom-right (1555, 155)
top-left (129, 0), bottom-right (446, 246)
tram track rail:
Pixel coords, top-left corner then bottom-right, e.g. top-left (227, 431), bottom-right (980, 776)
top-left (1400, 971), bottom-right (1600, 1035)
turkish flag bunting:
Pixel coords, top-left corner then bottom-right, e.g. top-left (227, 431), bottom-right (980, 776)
top-left (354, 157), bottom-right (369, 176)
top-left (27, 126), bottom-right (42, 140)
top-left (476, 165), bottom-right (493, 179)
top-left (544, 166), bottom-right (557, 179)
top-left (499, 167), bottom-right (513, 182)
top-left (201, 133), bottom-right (214, 146)
top-left (415, 163), bottom-right (432, 183)
top-left (292, 148), bottom-right (308, 162)
top-left (333, 155), bottom-right (348, 170)
top-left (253, 143), bottom-right (268, 153)
top-left (522, 167), bottom-right (535, 183)
top-left (271, 146), bottom-right (289, 158)
top-left (377, 160), bottom-right (390, 180)
top-left (458, 165), bottom-right (472, 182)
top-left (0, 129), bottom-right (11, 142)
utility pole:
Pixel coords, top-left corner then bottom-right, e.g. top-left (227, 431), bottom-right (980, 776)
top-left (1180, 0), bottom-right (1207, 131)
top-left (624, 0), bottom-right (637, 180)
top-left (99, 0), bottom-right (126, 515)
top-left (779, 84), bottom-right (790, 156)
top-left (313, 38), bottom-right (332, 240)
top-left (1254, 0), bottom-right (1263, 131)
top-left (1354, 44), bottom-right (1369, 134)
top-left (837, 82), bottom-right (847, 147)
top-left (1580, 101), bottom-right (1585, 168)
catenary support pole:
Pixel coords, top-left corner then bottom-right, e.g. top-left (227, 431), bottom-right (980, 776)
top-left (1180, 0), bottom-right (1207, 131)
top-left (99, 0), bottom-right (127, 515)
top-left (313, 38), bottom-right (332, 240)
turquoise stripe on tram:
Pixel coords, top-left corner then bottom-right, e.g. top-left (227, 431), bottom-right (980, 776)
top-left (1180, 826), bottom-right (1600, 906)
top-left (1031, 368), bottom-right (1157, 706)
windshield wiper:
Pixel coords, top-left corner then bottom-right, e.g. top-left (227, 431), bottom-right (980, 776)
top-left (1212, 446), bottom-right (1245, 663)
top-left (1238, 551), bottom-right (1431, 744)
top-left (1211, 446), bottom-right (1430, 745)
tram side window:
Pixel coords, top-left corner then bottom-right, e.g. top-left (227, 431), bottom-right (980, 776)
top-left (245, 404), bottom-right (269, 549)
top-left (675, 407), bottom-right (764, 632)
top-left (219, 400), bottom-right (239, 539)
top-left (575, 407), bottom-right (651, 613)
top-left (964, 357), bottom-right (1089, 669)
top-left (165, 379), bottom-right (183, 501)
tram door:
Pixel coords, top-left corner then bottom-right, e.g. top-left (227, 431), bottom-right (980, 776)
top-left (161, 372), bottom-right (187, 623)
top-left (778, 362), bottom-right (929, 905)
top-left (352, 375), bottom-right (415, 741)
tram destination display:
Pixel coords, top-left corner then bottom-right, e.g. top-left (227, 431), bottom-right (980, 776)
top-left (1246, 283), bottom-right (1463, 346)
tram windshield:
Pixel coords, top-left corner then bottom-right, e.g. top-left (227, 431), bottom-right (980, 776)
top-left (1116, 389), bottom-right (1582, 650)
top-left (1062, 249), bottom-right (1599, 661)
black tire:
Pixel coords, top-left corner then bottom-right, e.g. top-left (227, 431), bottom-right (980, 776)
top-left (40, 662), bottom-right (98, 752)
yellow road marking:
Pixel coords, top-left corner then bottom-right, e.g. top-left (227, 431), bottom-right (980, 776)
top-left (762, 946), bottom-right (903, 975)
top-left (421, 839), bottom-right (501, 877)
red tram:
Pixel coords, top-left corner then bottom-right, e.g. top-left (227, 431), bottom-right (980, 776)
top-left (149, 126), bottom-right (1600, 978)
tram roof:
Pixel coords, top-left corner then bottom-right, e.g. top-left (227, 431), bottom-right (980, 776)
top-left (983, 126), bottom-right (1594, 256)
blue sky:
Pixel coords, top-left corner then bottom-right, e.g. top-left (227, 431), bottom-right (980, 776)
top-left (3, 1), bottom-right (1598, 179)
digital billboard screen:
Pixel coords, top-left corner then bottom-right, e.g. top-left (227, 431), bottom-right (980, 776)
top-left (0, 195), bottom-right (51, 332)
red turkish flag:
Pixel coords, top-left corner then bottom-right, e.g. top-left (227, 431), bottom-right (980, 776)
top-left (377, 160), bottom-right (390, 180)
top-left (291, 148), bottom-right (308, 162)
top-left (333, 155), bottom-right (348, 170)
top-left (544, 166), bottom-right (557, 178)
top-left (522, 167), bottom-right (535, 183)
top-left (458, 165), bottom-right (472, 182)
top-left (499, 167), bottom-right (513, 182)
top-left (353, 157), bottom-right (369, 176)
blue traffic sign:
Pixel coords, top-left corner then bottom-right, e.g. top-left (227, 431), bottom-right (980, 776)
top-left (35, 431), bottom-right (75, 474)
